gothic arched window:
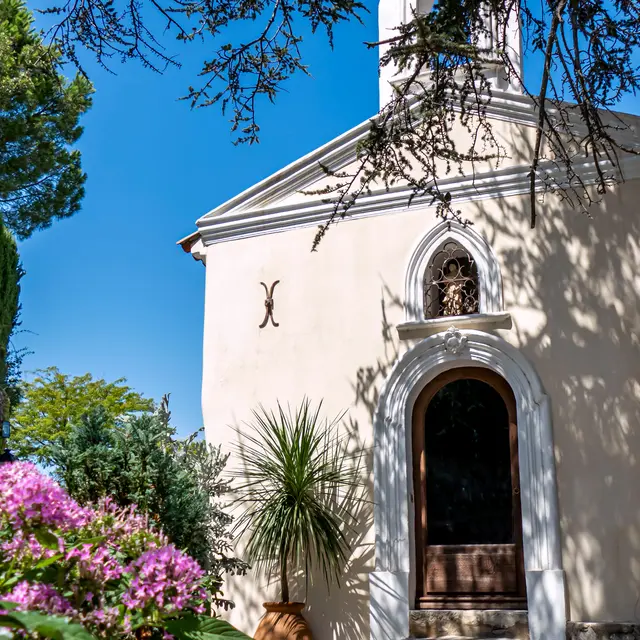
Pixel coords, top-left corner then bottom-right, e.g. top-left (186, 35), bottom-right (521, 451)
top-left (423, 241), bottom-right (479, 319)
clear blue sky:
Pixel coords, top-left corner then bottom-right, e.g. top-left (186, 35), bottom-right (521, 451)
top-left (14, 4), bottom-right (640, 437)
top-left (15, 3), bottom-right (380, 436)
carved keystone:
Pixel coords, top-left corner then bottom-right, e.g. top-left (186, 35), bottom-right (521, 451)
top-left (443, 326), bottom-right (468, 355)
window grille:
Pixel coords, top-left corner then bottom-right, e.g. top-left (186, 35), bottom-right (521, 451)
top-left (424, 241), bottom-right (479, 318)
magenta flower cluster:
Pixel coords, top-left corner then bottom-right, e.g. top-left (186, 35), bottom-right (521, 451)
top-left (0, 462), bottom-right (209, 638)
top-left (123, 545), bottom-right (207, 613)
top-left (6, 581), bottom-right (73, 615)
top-left (0, 462), bottom-right (91, 531)
top-left (92, 498), bottom-right (158, 542)
top-left (1, 530), bottom-right (57, 566)
top-left (65, 543), bottom-right (124, 582)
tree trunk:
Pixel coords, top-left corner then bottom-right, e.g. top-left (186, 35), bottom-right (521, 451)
top-left (281, 557), bottom-right (289, 603)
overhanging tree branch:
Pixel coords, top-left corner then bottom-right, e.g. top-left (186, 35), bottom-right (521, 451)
top-left (32, 0), bottom-right (640, 235)
top-left (529, 0), bottom-right (568, 229)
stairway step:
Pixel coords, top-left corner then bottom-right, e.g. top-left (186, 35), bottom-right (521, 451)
top-left (410, 610), bottom-right (529, 640)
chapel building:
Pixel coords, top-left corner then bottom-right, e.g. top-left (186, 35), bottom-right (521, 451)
top-left (179, 1), bottom-right (640, 639)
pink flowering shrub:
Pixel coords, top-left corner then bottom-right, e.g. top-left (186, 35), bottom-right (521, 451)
top-left (123, 546), bottom-right (207, 615)
top-left (6, 582), bottom-right (74, 616)
top-left (0, 461), bottom-right (91, 531)
top-left (0, 462), bottom-right (224, 639)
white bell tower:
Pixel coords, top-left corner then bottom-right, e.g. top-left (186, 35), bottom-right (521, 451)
top-left (377, 0), bottom-right (523, 108)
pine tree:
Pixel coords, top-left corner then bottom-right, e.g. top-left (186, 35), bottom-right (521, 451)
top-left (0, 0), bottom-right (93, 239)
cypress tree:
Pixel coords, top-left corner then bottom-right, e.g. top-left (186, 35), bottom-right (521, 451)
top-left (0, 224), bottom-right (22, 420)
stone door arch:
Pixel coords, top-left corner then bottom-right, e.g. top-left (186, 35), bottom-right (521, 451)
top-left (369, 329), bottom-right (566, 640)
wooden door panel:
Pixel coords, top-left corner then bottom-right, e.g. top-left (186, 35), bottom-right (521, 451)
top-left (426, 544), bottom-right (517, 594)
top-left (413, 368), bottom-right (526, 608)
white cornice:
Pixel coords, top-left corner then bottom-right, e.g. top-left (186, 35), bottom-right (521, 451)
top-left (194, 154), bottom-right (640, 245)
top-left (195, 90), bottom-right (541, 224)
top-left (200, 118), bottom-right (374, 218)
top-left (183, 88), bottom-right (640, 250)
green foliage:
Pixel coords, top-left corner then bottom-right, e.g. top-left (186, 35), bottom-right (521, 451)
top-left (171, 425), bottom-right (249, 583)
top-left (49, 403), bottom-right (247, 600)
top-left (233, 399), bottom-right (363, 602)
top-left (311, 0), bottom-right (640, 239)
top-left (0, 604), bottom-right (97, 640)
top-left (10, 367), bottom-right (154, 464)
top-left (40, 0), bottom-right (365, 146)
top-left (0, 224), bottom-right (22, 413)
top-left (0, 0), bottom-right (93, 239)
top-left (166, 614), bottom-right (252, 640)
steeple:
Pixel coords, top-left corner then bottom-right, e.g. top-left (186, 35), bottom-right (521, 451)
top-left (378, 0), bottom-right (523, 108)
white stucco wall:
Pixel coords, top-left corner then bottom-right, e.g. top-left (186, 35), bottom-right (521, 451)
top-left (198, 179), bottom-right (640, 639)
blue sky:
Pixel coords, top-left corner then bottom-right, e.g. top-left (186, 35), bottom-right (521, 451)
top-left (15, 3), bottom-right (380, 436)
top-left (13, 3), bottom-right (640, 437)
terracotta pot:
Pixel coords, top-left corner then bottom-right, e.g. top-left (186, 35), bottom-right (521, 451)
top-left (254, 602), bottom-right (313, 640)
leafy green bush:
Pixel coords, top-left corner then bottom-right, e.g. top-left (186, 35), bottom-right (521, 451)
top-left (11, 368), bottom-right (153, 464)
top-left (49, 404), bottom-right (247, 605)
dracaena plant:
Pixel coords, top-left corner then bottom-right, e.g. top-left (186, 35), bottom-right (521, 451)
top-left (232, 399), bottom-right (363, 603)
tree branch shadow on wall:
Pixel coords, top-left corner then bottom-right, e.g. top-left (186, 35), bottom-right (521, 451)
top-left (352, 285), bottom-right (403, 421)
top-left (305, 418), bottom-right (374, 639)
top-left (348, 177), bottom-right (640, 625)
top-left (472, 189), bottom-right (640, 623)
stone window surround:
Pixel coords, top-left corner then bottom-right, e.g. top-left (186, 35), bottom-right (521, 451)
top-left (399, 220), bottom-right (511, 340)
top-left (369, 330), bottom-right (567, 640)
top-left (404, 220), bottom-right (505, 323)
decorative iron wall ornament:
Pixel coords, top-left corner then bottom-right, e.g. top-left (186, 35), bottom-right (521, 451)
top-left (259, 281), bottom-right (280, 328)
top-left (424, 241), bottom-right (479, 318)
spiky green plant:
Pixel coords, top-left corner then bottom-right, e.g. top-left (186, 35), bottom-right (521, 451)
top-left (233, 399), bottom-right (362, 603)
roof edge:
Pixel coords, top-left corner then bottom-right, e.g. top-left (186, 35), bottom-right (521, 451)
top-left (177, 230), bottom-right (200, 253)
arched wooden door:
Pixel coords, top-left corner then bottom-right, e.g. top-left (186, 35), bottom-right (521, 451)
top-left (412, 367), bottom-right (526, 609)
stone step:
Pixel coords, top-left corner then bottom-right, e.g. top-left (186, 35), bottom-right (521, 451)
top-left (410, 610), bottom-right (529, 640)
top-left (414, 637), bottom-right (522, 640)
top-left (567, 622), bottom-right (640, 640)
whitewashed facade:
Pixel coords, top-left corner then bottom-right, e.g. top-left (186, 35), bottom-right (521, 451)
top-left (179, 3), bottom-right (640, 639)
